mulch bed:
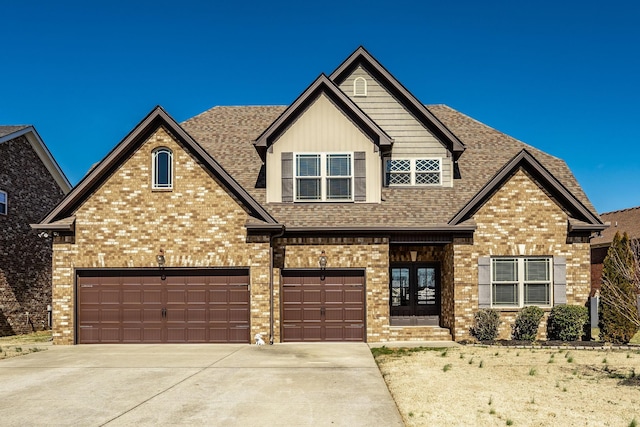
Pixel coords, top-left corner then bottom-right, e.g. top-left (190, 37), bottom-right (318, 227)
top-left (463, 339), bottom-right (640, 350)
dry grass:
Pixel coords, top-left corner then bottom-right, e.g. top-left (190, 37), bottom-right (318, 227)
top-left (0, 331), bottom-right (51, 360)
top-left (374, 345), bottom-right (640, 426)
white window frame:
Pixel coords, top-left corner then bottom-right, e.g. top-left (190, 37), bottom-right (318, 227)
top-left (152, 147), bottom-right (173, 190)
top-left (353, 77), bottom-right (367, 96)
top-left (0, 190), bottom-right (6, 215)
top-left (491, 257), bottom-right (553, 308)
top-left (385, 158), bottom-right (442, 186)
top-left (294, 152), bottom-right (353, 202)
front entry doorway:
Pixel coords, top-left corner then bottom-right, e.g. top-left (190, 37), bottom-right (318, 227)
top-left (390, 264), bottom-right (440, 317)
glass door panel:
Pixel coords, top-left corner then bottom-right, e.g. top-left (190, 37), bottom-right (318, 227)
top-left (391, 268), bottom-right (410, 307)
top-left (390, 264), bottom-right (439, 317)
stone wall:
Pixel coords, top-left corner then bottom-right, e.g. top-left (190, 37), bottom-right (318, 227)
top-left (0, 135), bottom-right (65, 336)
top-left (51, 127), bottom-right (270, 344)
top-left (451, 169), bottom-right (591, 340)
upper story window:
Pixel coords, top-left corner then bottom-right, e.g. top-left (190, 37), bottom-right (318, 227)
top-left (152, 148), bottom-right (173, 190)
top-left (0, 190), bottom-right (6, 215)
top-left (492, 257), bottom-right (552, 308)
top-left (385, 158), bottom-right (441, 186)
top-left (295, 153), bottom-right (352, 201)
top-left (353, 77), bottom-right (367, 96)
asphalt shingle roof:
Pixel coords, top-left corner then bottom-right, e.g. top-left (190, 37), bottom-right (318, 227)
top-left (0, 125), bottom-right (29, 139)
top-left (591, 206), bottom-right (640, 246)
top-left (181, 104), bottom-right (597, 228)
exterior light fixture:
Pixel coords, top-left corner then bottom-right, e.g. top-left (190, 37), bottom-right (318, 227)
top-left (319, 250), bottom-right (327, 270)
top-left (319, 250), bottom-right (327, 281)
top-left (410, 251), bottom-right (418, 263)
top-left (157, 249), bottom-right (166, 280)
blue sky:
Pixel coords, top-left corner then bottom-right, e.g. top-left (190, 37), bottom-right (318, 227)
top-left (2, 0), bottom-right (638, 214)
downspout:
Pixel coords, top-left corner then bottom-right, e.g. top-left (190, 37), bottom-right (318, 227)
top-left (269, 225), bottom-right (285, 345)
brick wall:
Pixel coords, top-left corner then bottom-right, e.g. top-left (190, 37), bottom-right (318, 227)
top-left (0, 135), bottom-right (66, 336)
top-left (275, 236), bottom-right (390, 341)
top-left (451, 169), bottom-right (591, 340)
top-left (51, 127), bottom-right (270, 344)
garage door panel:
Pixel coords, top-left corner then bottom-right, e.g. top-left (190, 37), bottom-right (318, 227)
top-left (77, 271), bottom-right (250, 343)
top-left (281, 271), bottom-right (365, 342)
top-left (229, 308), bottom-right (249, 322)
top-left (100, 309), bottom-right (121, 323)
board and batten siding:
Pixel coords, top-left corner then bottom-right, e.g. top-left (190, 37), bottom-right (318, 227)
top-left (266, 94), bottom-right (381, 203)
top-left (339, 66), bottom-right (453, 187)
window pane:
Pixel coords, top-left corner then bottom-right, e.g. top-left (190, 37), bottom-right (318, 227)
top-left (327, 154), bottom-right (350, 176)
top-left (387, 159), bottom-right (410, 172)
top-left (417, 267), bottom-right (436, 305)
top-left (0, 191), bottom-right (6, 215)
top-left (391, 268), bottom-right (410, 307)
top-left (525, 259), bottom-right (549, 281)
top-left (327, 178), bottom-right (351, 199)
top-left (493, 259), bottom-right (517, 282)
top-left (525, 283), bottom-right (550, 305)
top-left (415, 172), bottom-right (440, 185)
top-left (386, 159), bottom-right (411, 185)
top-left (493, 283), bottom-right (518, 305)
top-left (416, 159), bottom-right (439, 172)
top-left (153, 149), bottom-right (172, 188)
top-left (296, 178), bottom-right (320, 200)
top-left (296, 155), bottom-right (320, 177)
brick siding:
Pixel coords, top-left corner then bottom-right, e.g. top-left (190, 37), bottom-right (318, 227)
top-left (0, 135), bottom-right (66, 335)
top-left (51, 127), bottom-right (270, 344)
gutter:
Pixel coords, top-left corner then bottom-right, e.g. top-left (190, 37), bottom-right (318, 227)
top-left (269, 225), bottom-right (285, 345)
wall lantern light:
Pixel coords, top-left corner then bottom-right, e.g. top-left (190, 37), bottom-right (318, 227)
top-left (410, 250), bottom-right (418, 263)
top-left (319, 250), bottom-right (327, 281)
top-left (156, 248), bottom-right (166, 280)
top-left (319, 250), bottom-right (327, 270)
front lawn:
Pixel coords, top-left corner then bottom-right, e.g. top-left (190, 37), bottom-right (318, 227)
top-left (374, 345), bottom-right (640, 426)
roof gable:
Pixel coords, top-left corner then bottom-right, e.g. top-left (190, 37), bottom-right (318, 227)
top-left (253, 74), bottom-right (393, 160)
top-left (449, 149), bottom-right (605, 229)
top-left (0, 126), bottom-right (71, 192)
top-left (329, 46), bottom-right (465, 158)
top-left (37, 106), bottom-right (277, 227)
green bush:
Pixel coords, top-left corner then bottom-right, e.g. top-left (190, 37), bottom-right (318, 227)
top-left (470, 308), bottom-right (500, 341)
top-left (512, 306), bottom-right (544, 341)
top-left (548, 305), bottom-right (588, 341)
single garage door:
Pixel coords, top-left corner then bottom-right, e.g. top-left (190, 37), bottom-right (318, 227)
top-left (281, 270), bottom-right (365, 342)
top-left (77, 269), bottom-right (250, 344)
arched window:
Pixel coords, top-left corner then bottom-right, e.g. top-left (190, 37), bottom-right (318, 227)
top-left (353, 77), bottom-right (367, 96)
top-left (152, 148), bottom-right (173, 189)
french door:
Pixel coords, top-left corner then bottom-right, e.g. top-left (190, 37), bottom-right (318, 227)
top-left (390, 264), bottom-right (440, 316)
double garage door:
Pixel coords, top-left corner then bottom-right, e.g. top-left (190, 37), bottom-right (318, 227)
top-left (77, 269), bottom-right (250, 344)
top-left (281, 270), bottom-right (365, 342)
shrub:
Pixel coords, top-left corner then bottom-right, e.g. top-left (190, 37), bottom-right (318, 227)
top-left (470, 309), bottom-right (500, 341)
top-left (600, 232), bottom-right (640, 344)
top-left (512, 306), bottom-right (544, 341)
top-left (548, 305), bottom-right (588, 341)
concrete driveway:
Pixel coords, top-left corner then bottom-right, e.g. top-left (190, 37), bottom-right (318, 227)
top-left (0, 343), bottom-right (403, 426)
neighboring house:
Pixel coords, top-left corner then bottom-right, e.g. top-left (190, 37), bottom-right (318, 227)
top-left (0, 126), bottom-right (71, 336)
top-left (590, 206), bottom-right (640, 295)
top-left (35, 47), bottom-right (605, 345)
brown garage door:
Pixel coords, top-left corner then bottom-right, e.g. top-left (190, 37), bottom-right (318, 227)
top-left (281, 270), bottom-right (365, 342)
top-left (77, 269), bottom-right (250, 344)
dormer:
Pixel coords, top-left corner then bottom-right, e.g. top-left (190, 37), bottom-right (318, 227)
top-left (254, 74), bottom-right (392, 204)
top-left (330, 47), bottom-right (465, 188)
